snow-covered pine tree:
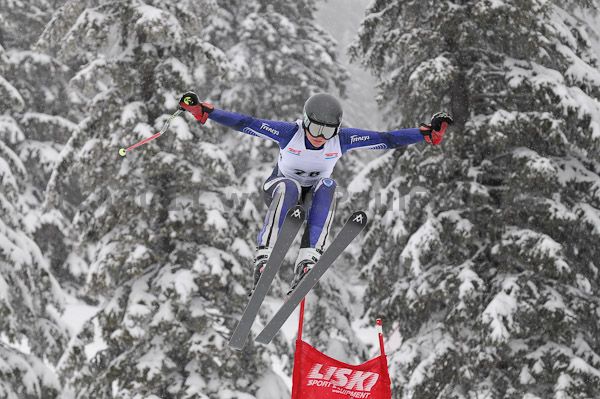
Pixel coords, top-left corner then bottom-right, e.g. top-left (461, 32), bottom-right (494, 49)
top-left (351, 1), bottom-right (600, 397)
top-left (40, 0), bottom-right (347, 397)
top-left (1, 3), bottom-right (79, 287)
top-left (0, 0), bottom-right (66, 50)
top-left (1, 1), bottom-right (72, 397)
top-left (0, 46), bottom-right (69, 399)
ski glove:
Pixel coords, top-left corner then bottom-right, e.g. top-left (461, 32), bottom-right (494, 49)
top-left (420, 112), bottom-right (454, 145)
top-left (179, 92), bottom-right (214, 124)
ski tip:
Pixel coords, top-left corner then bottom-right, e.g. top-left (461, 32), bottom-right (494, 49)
top-left (254, 334), bottom-right (272, 346)
top-left (349, 210), bottom-right (368, 226)
top-left (227, 339), bottom-right (245, 351)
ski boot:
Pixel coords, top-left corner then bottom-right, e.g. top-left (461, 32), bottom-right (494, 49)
top-left (249, 246), bottom-right (272, 297)
top-left (288, 247), bottom-right (322, 295)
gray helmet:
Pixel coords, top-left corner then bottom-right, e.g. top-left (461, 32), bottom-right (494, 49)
top-left (302, 93), bottom-right (343, 140)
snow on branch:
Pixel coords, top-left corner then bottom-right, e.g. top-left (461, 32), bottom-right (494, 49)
top-left (0, 76), bottom-right (24, 111)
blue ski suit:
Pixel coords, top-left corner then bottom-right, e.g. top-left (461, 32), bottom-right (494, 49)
top-left (206, 108), bottom-right (425, 251)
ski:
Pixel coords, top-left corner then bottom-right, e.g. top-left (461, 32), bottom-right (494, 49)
top-left (255, 210), bottom-right (368, 345)
top-left (228, 205), bottom-right (305, 350)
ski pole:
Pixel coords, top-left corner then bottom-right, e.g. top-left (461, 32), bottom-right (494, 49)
top-left (118, 108), bottom-right (183, 156)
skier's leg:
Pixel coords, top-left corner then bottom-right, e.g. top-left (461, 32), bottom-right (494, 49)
top-left (250, 177), bottom-right (301, 295)
top-left (257, 177), bottom-right (302, 247)
top-left (303, 177), bottom-right (337, 252)
top-left (290, 177), bottom-right (337, 292)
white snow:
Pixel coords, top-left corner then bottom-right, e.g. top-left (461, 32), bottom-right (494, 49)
top-left (576, 203), bottom-right (600, 235)
top-left (0, 217), bottom-right (35, 269)
top-left (156, 267), bottom-right (197, 303)
top-left (543, 195), bottom-right (577, 222)
top-left (253, 370), bottom-right (291, 399)
top-left (400, 218), bottom-right (441, 275)
top-left (0, 115), bottom-right (25, 144)
top-left (0, 139), bottom-right (26, 182)
top-left (482, 277), bottom-right (519, 342)
top-left (269, 354), bottom-right (292, 391)
top-left (83, 317), bottom-right (108, 360)
top-left (120, 101), bottom-right (146, 126)
top-left (439, 210), bottom-right (474, 236)
top-left (519, 366), bottom-right (536, 385)
top-left (567, 357), bottom-right (600, 378)
top-left (505, 54), bottom-right (600, 139)
top-left (125, 277), bottom-right (156, 320)
top-left (502, 228), bottom-right (571, 274)
top-left (61, 294), bottom-right (99, 336)
top-left (205, 209), bottom-right (228, 231)
top-left (20, 140), bottom-right (62, 172)
top-left (213, 389), bottom-right (254, 399)
top-left (163, 57), bottom-right (193, 86)
top-left (21, 112), bottom-right (78, 132)
top-left (406, 332), bottom-right (455, 390)
top-left (230, 237), bottom-right (254, 260)
top-left (457, 263), bottom-right (483, 300)
top-left (408, 55), bottom-right (455, 91)
top-left (0, 334), bottom-right (31, 355)
top-left (0, 75), bottom-right (24, 110)
top-left (541, 287), bottom-right (575, 323)
top-left (346, 151), bottom-right (394, 192)
top-left (523, 393), bottom-right (543, 399)
top-left (0, 348), bottom-right (61, 395)
top-left (512, 147), bottom-right (557, 175)
top-left (192, 247), bottom-right (241, 286)
top-left (136, 346), bottom-right (169, 380)
top-left (71, 57), bottom-right (108, 89)
top-left (554, 373), bottom-right (573, 399)
top-left (170, 114), bottom-right (193, 141)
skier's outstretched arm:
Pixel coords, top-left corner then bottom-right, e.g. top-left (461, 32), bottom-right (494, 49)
top-left (340, 112), bottom-right (454, 153)
top-left (178, 92), bottom-right (297, 146)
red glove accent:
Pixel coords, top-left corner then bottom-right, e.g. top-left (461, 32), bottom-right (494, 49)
top-left (180, 101), bottom-right (214, 124)
top-left (420, 123), bottom-right (447, 145)
top-left (420, 112), bottom-right (453, 145)
top-left (179, 92), bottom-right (214, 124)
top-left (432, 121), bottom-right (448, 145)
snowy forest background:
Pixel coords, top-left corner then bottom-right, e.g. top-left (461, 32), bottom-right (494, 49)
top-left (2, 0), bottom-right (600, 398)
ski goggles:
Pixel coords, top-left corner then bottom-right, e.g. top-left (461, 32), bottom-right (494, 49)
top-left (305, 120), bottom-right (339, 140)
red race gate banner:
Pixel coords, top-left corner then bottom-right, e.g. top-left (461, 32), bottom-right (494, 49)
top-left (292, 339), bottom-right (392, 399)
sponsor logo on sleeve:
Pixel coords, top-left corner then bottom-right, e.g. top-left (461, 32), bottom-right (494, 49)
top-left (261, 123), bottom-right (280, 136)
top-left (350, 135), bottom-right (370, 144)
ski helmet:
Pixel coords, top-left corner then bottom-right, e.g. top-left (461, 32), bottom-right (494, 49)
top-left (302, 93), bottom-right (343, 140)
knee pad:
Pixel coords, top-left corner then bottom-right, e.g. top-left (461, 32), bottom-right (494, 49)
top-left (314, 178), bottom-right (337, 193)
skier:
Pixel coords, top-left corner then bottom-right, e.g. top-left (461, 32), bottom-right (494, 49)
top-left (178, 92), bottom-right (453, 295)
